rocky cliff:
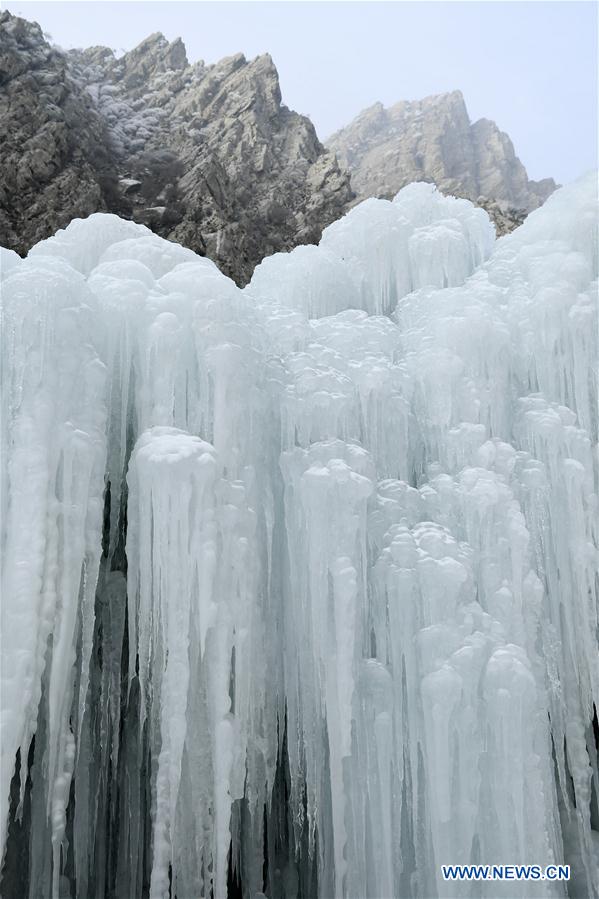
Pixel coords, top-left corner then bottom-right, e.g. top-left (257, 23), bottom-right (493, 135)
top-left (1, 13), bottom-right (558, 275)
top-left (0, 12), bottom-right (352, 283)
top-left (326, 91), bottom-right (557, 234)
top-left (0, 13), bottom-right (118, 255)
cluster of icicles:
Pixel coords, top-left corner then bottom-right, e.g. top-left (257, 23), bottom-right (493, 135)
top-left (1, 177), bottom-right (597, 899)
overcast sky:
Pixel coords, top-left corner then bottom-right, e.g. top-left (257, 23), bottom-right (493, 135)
top-left (5, 1), bottom-right (597, 184)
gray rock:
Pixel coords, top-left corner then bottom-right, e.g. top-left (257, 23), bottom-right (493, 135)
top-left (0, 12), bottom-right (353, 284)
top-left (0, 11), bottom-right (117, 253)
top-left (1, 12), bottom-right (558, 275)
top-left (326, 91), bottom-right (558, 235)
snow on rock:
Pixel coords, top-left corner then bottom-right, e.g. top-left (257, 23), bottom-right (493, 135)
top-left (0, 175), bottom-right (597, 898)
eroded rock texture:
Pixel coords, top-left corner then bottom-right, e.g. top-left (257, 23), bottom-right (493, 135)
top-left (0, 13), bottom-right (352, 283)
top-left (0, 13), bottom-right (117, 253)
top-left (326, 91), bottom-right (557, 235)
top-left (1, 13), bottom-right (557, 277)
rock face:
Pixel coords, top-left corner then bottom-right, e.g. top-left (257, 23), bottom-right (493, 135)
top-left (326, 91), bottom-right (557, 235)
top-left (1, 13), bottom-right (557, 274)
top-left (0, 13), bottom-right (118, 254)
top-left (0, 12), bottom-right (352, 283)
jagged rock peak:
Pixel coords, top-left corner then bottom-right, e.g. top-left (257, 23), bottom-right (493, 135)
top-left (327, 90), bottom-right (558, 233)
top-left (108, 32), bottom-right (189, 85)
top-left (0, 11), bottom-right (353, 284)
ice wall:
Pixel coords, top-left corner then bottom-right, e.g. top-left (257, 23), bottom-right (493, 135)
top-left (1, 178), bottom-right (597, 899)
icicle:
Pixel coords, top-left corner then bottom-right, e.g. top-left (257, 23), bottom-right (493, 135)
top-left (1, 173), bottom-right (596, 899)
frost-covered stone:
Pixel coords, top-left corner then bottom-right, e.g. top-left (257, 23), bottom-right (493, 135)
top-left (0, 11), bottom-right (353, 285)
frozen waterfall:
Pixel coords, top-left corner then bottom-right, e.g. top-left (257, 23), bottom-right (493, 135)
top-left (1, 177), bottom-right (597, 899)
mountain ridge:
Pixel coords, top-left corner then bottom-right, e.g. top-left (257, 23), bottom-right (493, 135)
top-left (0, 12), bottom-right (353, 284)
top-left (326, 90), bottom-right (557, 233)
top-left (1, 12), bottom-right (558, 279)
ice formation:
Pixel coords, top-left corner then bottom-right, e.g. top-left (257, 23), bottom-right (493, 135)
top-left (1, 178), bottom-right (597, 899)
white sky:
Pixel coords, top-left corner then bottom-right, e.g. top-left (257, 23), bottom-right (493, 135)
top-left (4, 1), bottom-right (597, 184)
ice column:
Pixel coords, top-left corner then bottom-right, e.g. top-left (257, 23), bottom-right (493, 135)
top-left (0, 256), bottom-right (107, 897)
